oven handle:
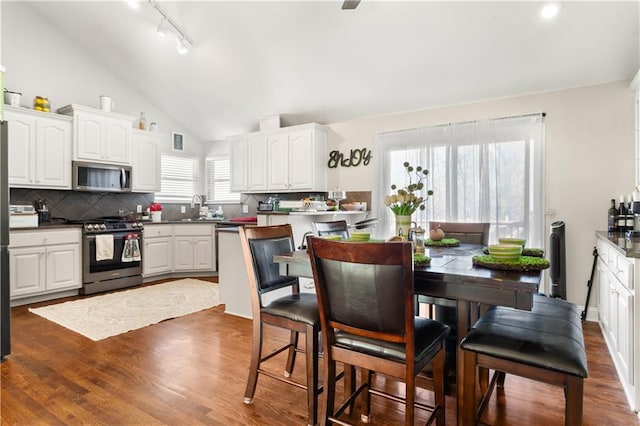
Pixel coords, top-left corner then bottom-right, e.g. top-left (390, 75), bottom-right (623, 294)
top-left (85, 231), bottom-right (142, 241)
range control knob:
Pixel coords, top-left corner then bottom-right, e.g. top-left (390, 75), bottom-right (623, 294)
top-left (99, 224), bottom-right (107, 230)
top-left (137, 222), bottom-right (144, 228)
top-left (132, 222), bottom-right (139, 228)
top-left (85, 224), bottom-right (93, 231)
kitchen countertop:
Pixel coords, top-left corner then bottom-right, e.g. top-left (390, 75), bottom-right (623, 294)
top-left (596, 231), bottom-right (640, 258)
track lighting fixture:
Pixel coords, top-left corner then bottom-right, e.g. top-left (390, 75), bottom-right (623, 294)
top-left (148, 0), bottom-right (194, 54)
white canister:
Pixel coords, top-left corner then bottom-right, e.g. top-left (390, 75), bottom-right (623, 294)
top-left (99, 95), bottom-right (114, 112)
top-left (4, 90), bottom-right (21, 107)
top-left (151, 211), bottom-right (162, 222)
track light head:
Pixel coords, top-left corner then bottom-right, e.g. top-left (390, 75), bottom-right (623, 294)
top-left (157, 18), bottom-right (169, 37)
top-left (176, 36), bottom-right (190, 55)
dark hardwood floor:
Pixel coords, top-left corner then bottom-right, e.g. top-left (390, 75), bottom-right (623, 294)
top-left (2, 278), bottom-right (639, 425)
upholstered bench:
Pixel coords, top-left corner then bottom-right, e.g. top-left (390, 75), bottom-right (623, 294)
top-left (460, 295), bottom-right (588, 426)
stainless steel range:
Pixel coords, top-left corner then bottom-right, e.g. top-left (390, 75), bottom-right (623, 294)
top-left (72, 217), bottom-right (144, 295)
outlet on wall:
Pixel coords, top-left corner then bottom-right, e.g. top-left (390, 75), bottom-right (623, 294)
top-left (136, 205), bottom-right (142, 213)
top-left (242, 205), bottom-right (249, 213)
top-left (181, 206), bottom-right (186, 214)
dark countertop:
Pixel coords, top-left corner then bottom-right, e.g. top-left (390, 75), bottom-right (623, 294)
top-left (596, 231), bottom-right (640, 258)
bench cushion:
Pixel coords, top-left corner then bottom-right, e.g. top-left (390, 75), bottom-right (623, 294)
top-left (461, 297), bottom-right (588, 378)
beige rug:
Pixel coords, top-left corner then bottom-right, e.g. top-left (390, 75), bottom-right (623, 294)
top-left (29, 279), bottom-right (220, 341)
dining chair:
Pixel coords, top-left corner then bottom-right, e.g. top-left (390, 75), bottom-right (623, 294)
top-left (238, 224), bottom-right (321, 426)
top-left (307, 237), bottom-right (450, 426)
top-left (313, 220), bottom-right (350, 239)
top-left (419, 222), bottom-right (490, 373)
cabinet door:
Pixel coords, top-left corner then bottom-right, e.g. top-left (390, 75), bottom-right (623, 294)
top-left (143, 237), bottom-right (173, 276)
top-left (36, 117), bottom-right (72, 188)
top-left (173, 237), bottom-right (194, 270)
top-left (192, 237), bottom-right (213, 270)
top-left (104, 117), bottom-right (131, 164)
top-left (132, 132), bottom-right (161, 192)
top-left (230, 137), bottom-right (247, 192)
top-left (267, 133), bottom-right (290, 190)
top-left (615, 283), bottom-right (633, 384)
top-left (598, 261), bottom-right (611, 331)
top-left (9, 247), bottom-right (46, 298)
top-left (288, 129), bottom-right (315, 190)
top-left (6, 111), bottom-right (36, 186)
top-left (247, 135), bottom-right (268, 191)
top-left (46, 244), bottom-right (80, 291)
top-left (76, 111), bottom-right (105, 161)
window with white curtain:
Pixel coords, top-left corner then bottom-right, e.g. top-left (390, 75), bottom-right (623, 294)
top-left (373, 114), bottom-right (545, 246)
top-left (205, 157), bottom-right (240, 204)
top-left (155, 154), bottom-right (200, 203)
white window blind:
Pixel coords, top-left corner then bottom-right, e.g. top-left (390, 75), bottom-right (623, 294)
top-left (206, 157), bottom-right (240, 204)
top-left (374, 114), bottom-right (544, 246)
top-left (156, 154), bottom-right (200, 203)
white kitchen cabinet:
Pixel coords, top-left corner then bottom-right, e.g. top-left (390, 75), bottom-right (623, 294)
top-left (143, 224), bottom-right (173, 277)
top-left (632, 69), bottom-right (640, 185)
top-left (229, 123), bottom-right (328, 193)
top-left (595, 233), bottom-right (637, 411)
top-left (4, 106), bottom-right (72, 189)
top-left (247, 134), bottom-right (268, 192)
top-left (230, 136), bottom-right (248, 192)
top-left (174, 229), bottom-right (213, 271)
top-left (9, 229), bottom-right (81, 301)
top-left (58, 104), bottom-right (136, 165)
top-left (131, 129), bottom-right (161, 192)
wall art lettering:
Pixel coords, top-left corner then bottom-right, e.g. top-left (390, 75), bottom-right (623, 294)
top-left (327, 148), bottom-right (372, 168)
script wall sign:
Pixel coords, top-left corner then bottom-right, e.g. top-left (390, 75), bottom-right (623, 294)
top-left (328, 148), bottom-right (372, 168)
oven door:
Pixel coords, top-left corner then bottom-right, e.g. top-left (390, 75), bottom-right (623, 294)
top-left (83, 230), bottom-right (142, 284)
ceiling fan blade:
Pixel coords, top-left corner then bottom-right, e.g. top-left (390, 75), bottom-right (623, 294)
top-left (342, 0), bottom-right (361, 10)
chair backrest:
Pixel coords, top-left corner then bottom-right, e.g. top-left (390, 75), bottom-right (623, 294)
top-left (313, 220), bottom-right (350, 239)
top-left (239, 225), bottom-right (299, 308)
top-left (307, 237), bottom-right (414, 343)
top-left (429, 221), bottom-right (490, 246)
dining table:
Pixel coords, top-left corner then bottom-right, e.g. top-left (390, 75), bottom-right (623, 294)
top-left (273, 242), bottom-right (542, 425)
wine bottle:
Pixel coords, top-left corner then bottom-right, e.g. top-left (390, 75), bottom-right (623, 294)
top-left (608, 198), bottom-right (619, 233)
top-left (618, 195), bottom-right (628, 231)
top-left (626, 195), bottom-right (635, 232)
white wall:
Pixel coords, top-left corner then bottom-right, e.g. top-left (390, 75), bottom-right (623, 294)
top-left (325, 81), bottom-right (635, 306)
top-left (1, 2), bottom-right (205, 166)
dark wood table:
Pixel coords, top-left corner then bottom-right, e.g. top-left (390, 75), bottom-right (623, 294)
top-left (274, 243), bottom-right (542, 425)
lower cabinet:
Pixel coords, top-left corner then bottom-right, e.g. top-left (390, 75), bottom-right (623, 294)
top-left (596, 234), bottom-right (637, 411)
top-left (9, 229), bottom-right (81, 301)
top-left (143, 223), bottom-right (215, 278)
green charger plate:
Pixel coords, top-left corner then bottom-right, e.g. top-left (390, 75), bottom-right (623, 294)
top-left (425, 238), bottom-right (460, 247)
top-left (472, 255), bottom-right (550, 272)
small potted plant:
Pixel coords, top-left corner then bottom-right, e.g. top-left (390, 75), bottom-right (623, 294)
top-left (149, 203), bottom-right (163, 222)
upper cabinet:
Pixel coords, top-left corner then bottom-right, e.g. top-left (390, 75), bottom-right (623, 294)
top-left (131, 129), bottom-right (161, 193)
top-left (633, 70), bottom-right (640, 185)
top-left (58, 104), bottom-right (136, 165)
top-left (230, 123), bottom-right (328, 193)
top-left (4, 106), bottom-right (72, 189)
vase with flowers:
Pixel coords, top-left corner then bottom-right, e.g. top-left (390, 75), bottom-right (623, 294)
top-left (384, 162), bottom-right (433, 238)
top-left (149, 203), bottom-right (163, 222)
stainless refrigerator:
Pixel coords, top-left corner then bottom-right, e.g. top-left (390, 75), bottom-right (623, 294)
top-left (1, 120), bottom-right (10, 360)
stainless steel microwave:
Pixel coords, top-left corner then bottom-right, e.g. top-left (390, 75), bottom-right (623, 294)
top-left (72, 161), bottom-right (132, 192)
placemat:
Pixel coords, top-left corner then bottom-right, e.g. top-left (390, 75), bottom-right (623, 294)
top-left (425, 238), bottom-right (460, 247)
top-left (472, 255), bottom-right (550, 272)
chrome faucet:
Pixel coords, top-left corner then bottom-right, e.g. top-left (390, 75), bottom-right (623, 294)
top-left (298, 231), bottom-right (315, 250)
top-left (191, 194), bottom-right (202, 208)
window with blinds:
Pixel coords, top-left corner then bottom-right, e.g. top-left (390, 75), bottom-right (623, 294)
top-left (156, 154), bottom-right (200, 203)
top-left (206, 157), bottom-right (241, 204)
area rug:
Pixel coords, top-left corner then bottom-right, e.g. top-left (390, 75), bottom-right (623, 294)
top-left (29, 279), bottom-right (220, 341)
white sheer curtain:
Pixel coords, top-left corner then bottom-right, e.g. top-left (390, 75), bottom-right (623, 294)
top-left (372, 114), bottom-right (545, 247)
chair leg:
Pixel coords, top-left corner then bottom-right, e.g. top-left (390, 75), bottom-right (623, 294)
top-left (360, 369), bottom-right (373, 423)
top-left (284, 330), bottom-right (299, 378)
top-left (243, 319), bottom-right (263, 404)
top-left (432, 348), bottom-right (446, 426)
top-left (323, 357), bottom-right (337, 426)
top-left (305, 324), bottom-right (319, 426)
top-left (343, 364), bottom-right (356, 415)
top-left (462, 349), bottom-right (478, 425)
top-left (565, 375), bottom-right (584, 426)
top-left (405, 370), bottom-right (415, 426)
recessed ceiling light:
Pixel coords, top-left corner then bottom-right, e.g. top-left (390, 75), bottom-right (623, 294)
top-left (540, 2), bottom-right (562, 20)
top-left (127, 0), bottom-right (140, 10)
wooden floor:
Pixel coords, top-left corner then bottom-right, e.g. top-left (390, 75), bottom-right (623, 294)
top-left (2, 278), bottom-right (639, 425)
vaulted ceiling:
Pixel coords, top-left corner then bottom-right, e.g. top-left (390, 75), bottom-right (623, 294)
top-left (21, 1), bottom-right (640, 141)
